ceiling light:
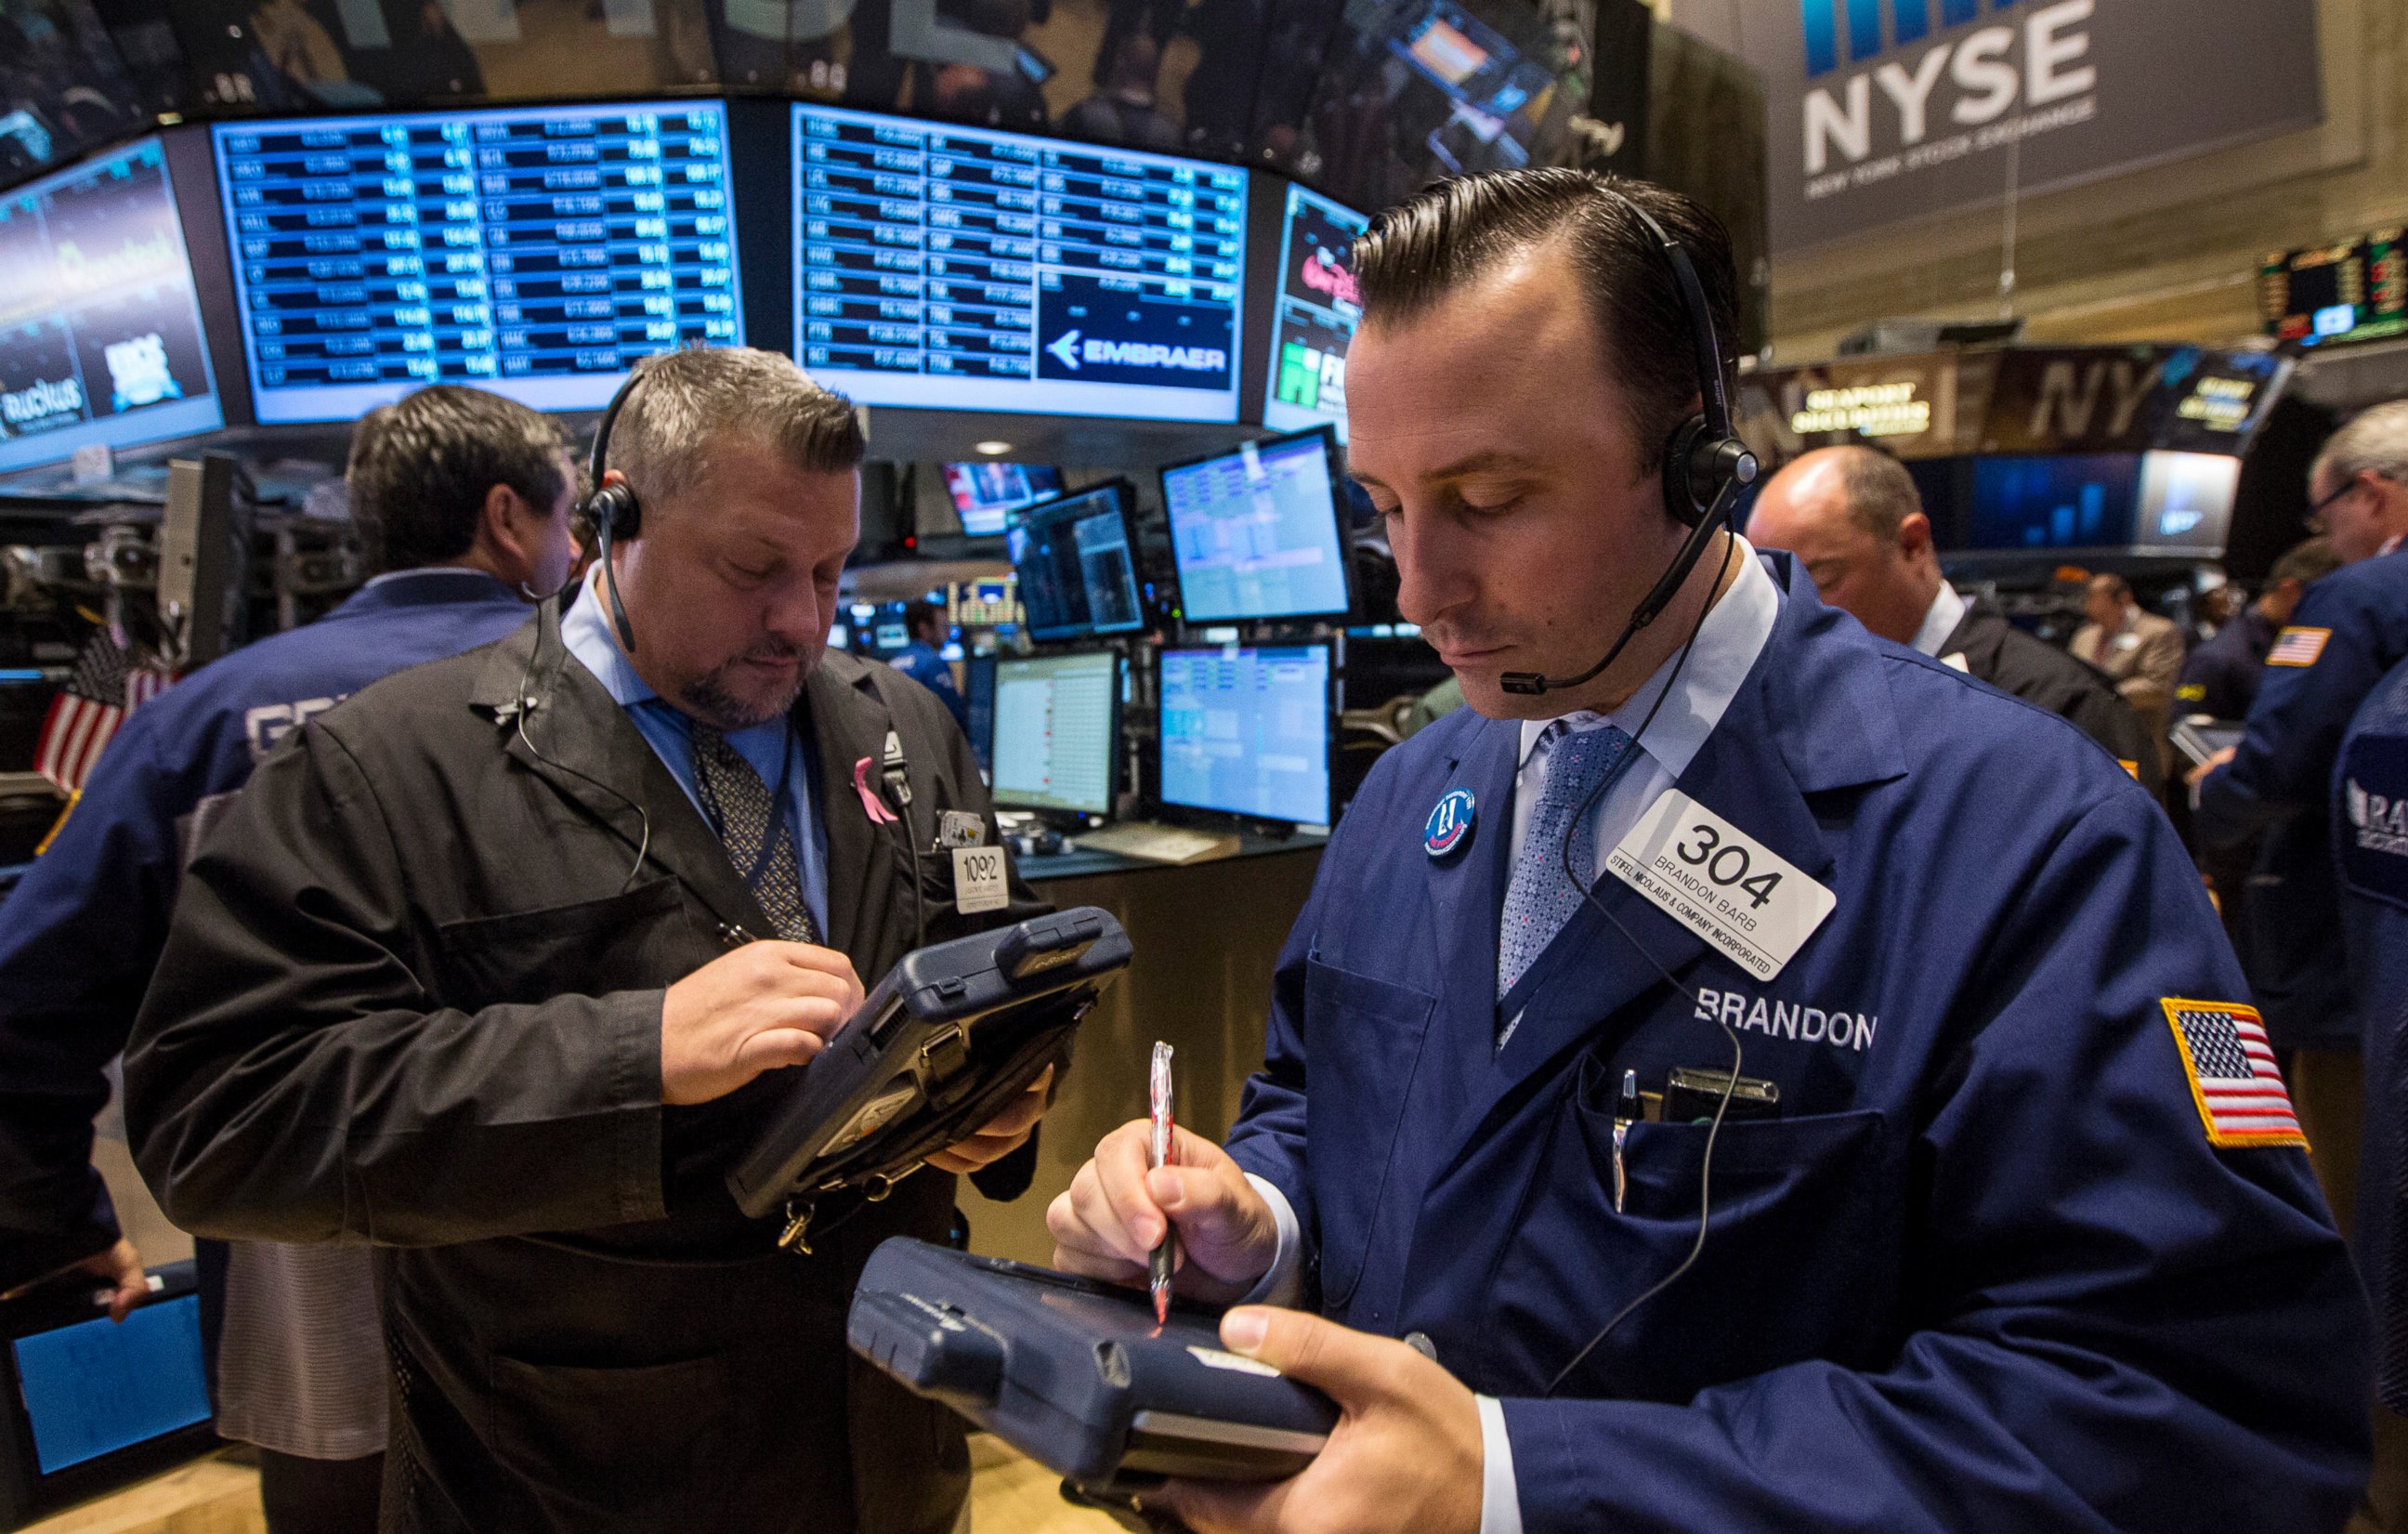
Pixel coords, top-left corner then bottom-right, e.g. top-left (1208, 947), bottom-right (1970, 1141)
top-left (974, 440), bottom-right (1013, 456)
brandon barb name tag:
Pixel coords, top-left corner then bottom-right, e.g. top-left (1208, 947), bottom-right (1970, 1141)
top-left (1607, 792), bottom-right (1836, 982)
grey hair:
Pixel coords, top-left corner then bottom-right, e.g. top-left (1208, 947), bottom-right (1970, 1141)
top-left (610, 347), bottom-right (866, 512)
top-left (2313, 399), bottom-right (2408, 491)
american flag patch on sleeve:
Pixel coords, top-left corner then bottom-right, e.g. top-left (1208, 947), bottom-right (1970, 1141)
top-left (2267, 626), bottom-right (2332, 667)
top-left (2162, 999), bottom-right (2307, 1147)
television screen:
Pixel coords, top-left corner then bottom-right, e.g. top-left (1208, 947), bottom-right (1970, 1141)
top-left (942, 461), bottom-right (1063, 536)
top-left (214, 101), bottom-right (741, 424)
top-left (792, 102), bottom-right (1247, 424)
top-left (1262, 182), bottom-right (1368, 439)
top-left (991, 649), bottom-right (1118, 815)
top-left (1964, 454), bottom-right (2140, 553)
top-left (1159, 426), bottom-right (1350, 622)
top-left (1006, 482), bottom-right (1145, 641)
top-left (1158, 643), bottom-right (1331, 825)
top-left (2260, 229), bottom-right (2407, 349)
top-left (2133, 450), bottom-right (2242, 556)
top-left (0, 136), bottom-right (223, 475)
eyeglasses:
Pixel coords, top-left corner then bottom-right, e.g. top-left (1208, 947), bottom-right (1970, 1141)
top-left (2307, 476), bottom-right (2364, 527)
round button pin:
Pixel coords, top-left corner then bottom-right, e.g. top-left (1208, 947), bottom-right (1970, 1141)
top-left (1424, 788), bottom-right (1475, 859)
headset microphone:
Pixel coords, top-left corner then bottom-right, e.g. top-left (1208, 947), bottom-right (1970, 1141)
top-left (582, 367), bottom-right (648, 651)
top-left (1498, 192), bottom-right (1759, 699)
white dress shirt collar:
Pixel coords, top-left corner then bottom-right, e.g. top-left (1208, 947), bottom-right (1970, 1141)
top-left (1910, 582), bottom-right (1968, 659)
top-left (1513, 535), bottom-right (1782, 780)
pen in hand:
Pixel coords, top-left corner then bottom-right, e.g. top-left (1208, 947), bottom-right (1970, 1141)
top-left (1148, 1040), bottom-right (1177, 1326)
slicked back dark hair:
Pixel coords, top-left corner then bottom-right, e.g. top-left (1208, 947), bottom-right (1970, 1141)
top-left (346, 385), bottom-right (573, 576)
top-left (1350, 170), bottom-right (1738, 476)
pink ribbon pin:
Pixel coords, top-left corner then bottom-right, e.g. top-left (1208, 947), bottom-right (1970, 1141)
top-left (853, 755), bottom-right (899, 824)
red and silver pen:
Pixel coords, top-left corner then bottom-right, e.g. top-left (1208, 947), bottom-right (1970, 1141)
top-left (1148, 1041), bottom-right (1177, 1326)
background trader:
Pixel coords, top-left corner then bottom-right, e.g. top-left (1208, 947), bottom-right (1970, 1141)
top-left (888, 597), bottom-right (968, 728)
top-left (1049, 170), bottom-right (2369, 1534)
top-left (124, 349), bottom-right (1049, 1534)
top-left (0, 385), bottom-right (580, 1532)
top-left (2071, 571), bottom-right (2186, 776)
top-left (1746, 442), bottom-right (2159, 791)
top-left (2178, 537), bottom-right (2344, 722)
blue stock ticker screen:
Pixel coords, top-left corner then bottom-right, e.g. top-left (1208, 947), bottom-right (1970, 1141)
top-left (792, 102), bottom-right (1247, 422)
top-left (213, 102), bottom-right (741, 424)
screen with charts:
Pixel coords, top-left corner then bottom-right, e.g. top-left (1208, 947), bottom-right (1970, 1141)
top-left (1263, 183), bottom-right (1368, 439)
top-left (1159, 644), bottom-right (1331, 826)
top-left (214, 102), bottom-right (741, 424)
top-left (792, 103), bottom-right (1247, 423)
top-left (1965, 454), bottom-right (2140, 553)
top-left (943, 461), bottom-right (1063, 536)
top-left (1160, 427), bottom-right (1350, 622)
top-left (13, 1295), bottom-right (211, 1474)
top-left (991, 651), bottom-right (1119, 816)
top-left (0, 137), bottom-right (223, 475)
top-left (1007, 484), bottom-right (1145, 641)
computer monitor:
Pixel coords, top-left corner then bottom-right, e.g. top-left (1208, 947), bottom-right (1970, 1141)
top-left (1158, 643), bottom-right (1332, 827)
top-left (0, 136), bottom-right (225, 475)
top-left (964, 652), bottom-right (998, 773)
top-left (212, 101), bottom-right (742, 424)
top-left (1262, 183), bottom-right (1368, 439)
top-left (2132, 450), bottom-right (2242, 557)
top-left (792, 102), bottom-right (1248, 424)
top-left (990, 650), bottom-right (1119, 817)
top-left (1159, 426), bottom-right (1351, 623)
top-left (1964, 454), bottom-right (2140, 554)
top-left (1006, 481), bottom-right (1145, 642)
top-left (943, 462), bottom-right (1064, 537)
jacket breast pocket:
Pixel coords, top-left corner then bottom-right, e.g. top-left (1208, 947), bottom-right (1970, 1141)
top-left (433, 878), bottom-right (700, 1010)
top-left (488, 1349), bottom-right (733, 1532)
top-left (1302, 958), bottom-right (1437, 1307)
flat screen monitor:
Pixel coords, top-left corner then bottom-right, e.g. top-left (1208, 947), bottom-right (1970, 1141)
top-left (991, 650), bottom-right (1119, 816)
top-left (1158, 643), bottom-right (1331, 826)
top-left (964, 652), bottom-right (998, 773)
top-left (2260, 229), bottom-right (2407, 348)
top-left (1006, 482), bottom-right (1145, 642)
top-left (2133, 450), bottom-right (2242, 557)
top-left (1262, 183), bottom-right (1368, 439)
top-left (1964, 454), bottom-right (2140, 554)
top-left (943, 461), bottom-right (1063, 536)
top-left (792, 102), bottom-right (1248, 424)
top-left (1160, 426), bottom-right (1351, 622)
top-left (0, 137), bottom-right (224, 475)
top-left (213, 102), bottom-right (741, 424)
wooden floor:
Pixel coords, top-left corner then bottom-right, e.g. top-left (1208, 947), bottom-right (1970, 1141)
top-left (30, 1436), bottom-right (1121, 1534)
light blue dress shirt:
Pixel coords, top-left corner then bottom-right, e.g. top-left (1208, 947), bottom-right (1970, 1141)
top-left (559, 570), bottom-right (831, 939)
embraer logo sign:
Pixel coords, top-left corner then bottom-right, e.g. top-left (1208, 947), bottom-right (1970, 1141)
top-left (1045, 329), bottom-right (1227, 374)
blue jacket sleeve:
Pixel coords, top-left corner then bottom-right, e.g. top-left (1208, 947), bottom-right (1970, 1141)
top-left (2198, 582), bottom-right (2392, 849)
top-left (1495, 788), bottom-right (2371, 1534)
top-left (0, 715), bottom-right (189, 1286)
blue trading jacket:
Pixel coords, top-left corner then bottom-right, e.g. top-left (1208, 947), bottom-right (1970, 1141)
top-left (0, 570), bottom-right (534, 1288)
top-left (2197, 545), bottom-right (2408, 1049)
top-left (1225, 551), bottom-right (2369, 1534)
top-left (889, 639), bottom-right (968, 729)
top-left (2336, 655), bottom-right (2408, 1411)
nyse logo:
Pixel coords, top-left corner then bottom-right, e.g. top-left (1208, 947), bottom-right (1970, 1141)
top-left (1799, 0), bottom-right (2097, 177)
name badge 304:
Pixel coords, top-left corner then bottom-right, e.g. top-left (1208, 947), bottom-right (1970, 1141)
top-left (1606, 792), bottom-right (1835, 982)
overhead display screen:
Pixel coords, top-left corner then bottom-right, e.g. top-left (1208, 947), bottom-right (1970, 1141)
top-left (792, 102), bottom-right (1247, 423)
top-left (2260, 229), bottom-right (2408, 349)
top-left (214, 102), bottom-right (741, 424)
top-left (1263, 182), bottom-right (1368, 439)
top-left (0, 136), bottom-right (223, 475)
top-left (1160, 427), bottom-right (1351, 622)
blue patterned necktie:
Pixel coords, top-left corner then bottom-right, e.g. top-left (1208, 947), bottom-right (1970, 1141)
top-left (1498, 720), bottom-right (1635, 1002)
top-left (689, 723), bottom-right (819, 946)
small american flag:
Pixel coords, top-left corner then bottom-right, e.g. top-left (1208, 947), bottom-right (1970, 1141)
top-left (2162, 999), bottom-right (2306, 1148)
top-left (2267, 626), bottom-right (2331, 667)
top-left (33, 628), bottom-right (172, 796)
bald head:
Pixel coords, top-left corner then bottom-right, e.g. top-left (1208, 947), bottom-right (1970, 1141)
top-left (1746, 446), bottom-right (1942, 645)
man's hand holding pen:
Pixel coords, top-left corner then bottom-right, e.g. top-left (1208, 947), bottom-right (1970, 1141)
top-left (1047, 1120), bottom-right (1280, 1305)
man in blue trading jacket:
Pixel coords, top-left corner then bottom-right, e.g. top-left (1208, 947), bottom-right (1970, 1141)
top-left (2194, 399), bottom-right (2408, 1230)
top-left (889, 598), bottom-right (968, 728)
top-left (1050, 170), bottom-right (2370, 1534)
top-left (2178, 537), bottom-right (2342, 723)
top-left (2337, 655), bottom-right (2408, 1534)
top-left (0, 385), bottom-right (578, 1531)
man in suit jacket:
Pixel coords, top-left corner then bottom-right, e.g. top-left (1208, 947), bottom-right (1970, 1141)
top-left (125, 349), bottom-right (1048, 1534)
top-left (1747, 445), bottom-right (2158, 793)
top-left (2072, 572), bottom-right (2185, 774)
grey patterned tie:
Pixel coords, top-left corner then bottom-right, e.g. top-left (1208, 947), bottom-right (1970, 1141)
top-left (689, 724), bottom-right (819, 945)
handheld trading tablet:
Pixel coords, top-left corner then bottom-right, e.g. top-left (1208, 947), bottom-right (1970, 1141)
top-left (727, 909), bottom-right (1131, 1227)
top-left (848, 1239), bottom-right (1337, 1496)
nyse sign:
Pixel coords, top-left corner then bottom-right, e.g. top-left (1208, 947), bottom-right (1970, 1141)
top-left (1743, 0), bottom-right (2322, 252)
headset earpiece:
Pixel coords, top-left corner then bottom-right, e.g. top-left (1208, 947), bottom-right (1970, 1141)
top-left (584, 479), bottom-right (640, 544)
top-left (585, 369), bottom-right (646, 650)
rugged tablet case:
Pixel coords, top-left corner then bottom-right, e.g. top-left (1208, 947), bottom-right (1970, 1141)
top-left (848, 1239), bottom-right (1338, 1495)
top-left (727, 908), bottom-right (1131, 1218)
